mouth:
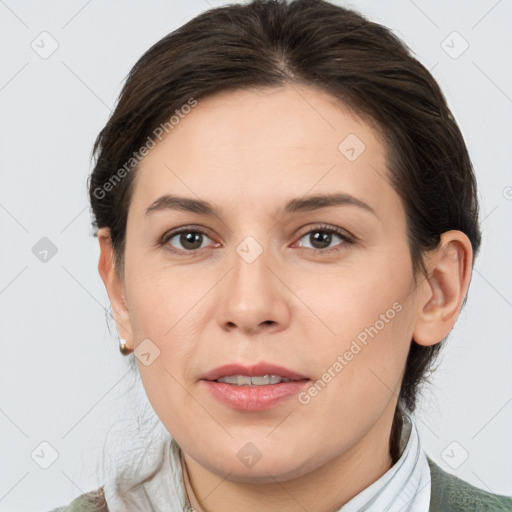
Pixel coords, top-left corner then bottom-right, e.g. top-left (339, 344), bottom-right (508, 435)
top-left (201, 363), bottom-right (311, 411)
top-left (215, 375), bottom-right (295, 385)
top-left (202, 362), bottom-right (310, 382)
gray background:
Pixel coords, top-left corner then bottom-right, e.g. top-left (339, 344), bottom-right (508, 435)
top-left (1, 0), bottom-right (511, 510)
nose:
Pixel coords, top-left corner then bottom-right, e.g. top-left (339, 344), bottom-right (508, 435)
top-left (216, 241), bottom-right (291, 336)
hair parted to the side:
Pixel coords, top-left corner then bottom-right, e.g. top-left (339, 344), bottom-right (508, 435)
top-left (88, 0), bottom-right (481, 462)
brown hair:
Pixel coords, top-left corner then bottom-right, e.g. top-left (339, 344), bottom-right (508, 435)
top-left (88, 0), bottom-right (481, 461)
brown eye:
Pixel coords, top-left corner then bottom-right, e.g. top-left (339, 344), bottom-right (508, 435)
top-left (164, 229), bottom-right (212, 252)
top-left (309, 231), bottom-right (334, 249)
top-left (296, 226), bottom-right (352, 251)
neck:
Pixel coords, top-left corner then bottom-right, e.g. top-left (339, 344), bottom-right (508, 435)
top-left (181, 405), bottom-right (397, 512)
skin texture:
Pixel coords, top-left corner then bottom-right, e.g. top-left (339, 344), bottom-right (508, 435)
top-left (98, 84), bottom-right (473, 511)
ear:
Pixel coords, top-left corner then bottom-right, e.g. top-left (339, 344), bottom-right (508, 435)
top-left (412, 230), bottom-right (474, 347)
top-left (97, 227), bottom-right (133, 350)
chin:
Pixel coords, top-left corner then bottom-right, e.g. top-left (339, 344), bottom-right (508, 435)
top-left (194, 445), bottom-right (324, 484)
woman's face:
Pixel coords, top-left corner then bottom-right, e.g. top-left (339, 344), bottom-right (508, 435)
top-left (119, 84), bottom-right (421, 482)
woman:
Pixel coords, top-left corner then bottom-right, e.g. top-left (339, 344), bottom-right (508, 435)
top-left (52, 0), bottom-right (512, 510)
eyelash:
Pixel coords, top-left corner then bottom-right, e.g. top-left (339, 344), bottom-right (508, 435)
top-left (160, 224), bottom-right (354, 255)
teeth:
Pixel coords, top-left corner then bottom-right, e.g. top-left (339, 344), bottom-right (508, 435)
top-left (216, 375), bottom-right (291, 386)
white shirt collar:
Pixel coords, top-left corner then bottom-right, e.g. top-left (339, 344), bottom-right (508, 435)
top-left (338, 409), bottom-right (431, 511)
top-left (104, 409), bottom-right (431, 511)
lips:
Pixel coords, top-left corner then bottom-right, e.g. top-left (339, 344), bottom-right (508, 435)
top-left (217, 375), bottom-right (291, 385)
top-left (201, 363), bottom-right (310, 383)
top-left (201, 363), bottom-right (311, 411)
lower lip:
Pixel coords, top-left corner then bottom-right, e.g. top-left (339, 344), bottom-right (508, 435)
top-left (202, 380), bottom-right (310, 411)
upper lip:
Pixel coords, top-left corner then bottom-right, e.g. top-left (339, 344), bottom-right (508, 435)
top-left (202, 363), bottom-right (310, 382)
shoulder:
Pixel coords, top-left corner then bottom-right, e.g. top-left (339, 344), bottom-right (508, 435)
top-left (428, 457), bottom-right (512, 512)
top-left (48, 486), bottom-right (108, 512)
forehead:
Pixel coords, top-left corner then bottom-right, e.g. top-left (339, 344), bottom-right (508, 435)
top-left (130, 84), bottom-right (398, 220)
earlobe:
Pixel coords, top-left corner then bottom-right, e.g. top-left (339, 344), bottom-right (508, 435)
top-left (412, 230), bottom-right (473, 347)
top-left (97, 228), bottom-right (133, 349)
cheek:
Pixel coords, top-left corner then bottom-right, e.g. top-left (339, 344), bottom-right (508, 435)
top-left (124, 271), bottom-right (206, 435)
top-left (125, 260), bottom-right (211, 343)
top-left (302, 253), bottom-right (415, 394)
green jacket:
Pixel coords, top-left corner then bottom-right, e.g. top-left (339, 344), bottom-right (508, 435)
top-left (51, 458), bottom-right (512, 511)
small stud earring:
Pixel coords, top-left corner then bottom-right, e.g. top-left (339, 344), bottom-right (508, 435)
top-left (119, 338), bottom-right (132, 355)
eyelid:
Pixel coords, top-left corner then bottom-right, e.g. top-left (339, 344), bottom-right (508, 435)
top-left (161, 225), bottom-right (211, 242)
top-left (296, 223), bottom-right (355, 241)
top-left (293, 223), bottom-right (355, 251)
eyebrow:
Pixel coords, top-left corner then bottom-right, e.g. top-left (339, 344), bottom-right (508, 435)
top-left (144, 193), bottom-right (377, 218)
